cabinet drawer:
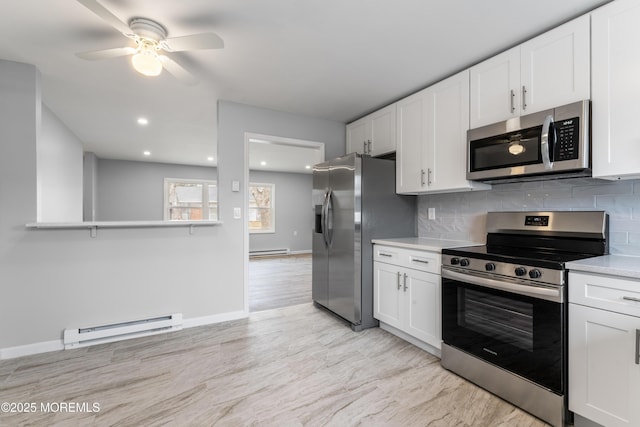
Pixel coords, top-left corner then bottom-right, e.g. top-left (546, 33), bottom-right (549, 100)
top-left (569, 271), bottom-right (640, 318)
top-left (374, 245), bottom-right (440, 274)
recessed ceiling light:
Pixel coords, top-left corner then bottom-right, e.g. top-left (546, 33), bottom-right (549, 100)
top-left (207, 156), bottom-right (214, 162)
top-left (143, 151), bottom-right (151, 156)
top-left (137, 117), bottom-right (149, 125)
top-left (305, 165), bottom-right (311, 169)
top-left (260, 161), bottom-right (267, 166)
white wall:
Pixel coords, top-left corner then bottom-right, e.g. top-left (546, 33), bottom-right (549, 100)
top-left (248, 170), bottom-right (313, 253)
top-left (37, 105), bottom-right (83, 222)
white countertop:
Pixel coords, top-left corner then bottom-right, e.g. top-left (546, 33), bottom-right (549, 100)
top-left (372, 237), bottom-right (482, 252)
top-left (567, 255), bottom-right (640, 280)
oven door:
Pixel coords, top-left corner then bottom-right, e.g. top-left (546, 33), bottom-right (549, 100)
top-left (441, 268), bottom-right (566, 394)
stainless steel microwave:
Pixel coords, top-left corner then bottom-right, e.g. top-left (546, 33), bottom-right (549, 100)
top-left (467, 100), bottom-right (590, 183)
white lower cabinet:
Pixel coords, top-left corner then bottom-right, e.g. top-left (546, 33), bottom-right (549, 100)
top-left (569, 271), bottom-right (640, 427)
top-left (373, 244), bottom-right (441, 351)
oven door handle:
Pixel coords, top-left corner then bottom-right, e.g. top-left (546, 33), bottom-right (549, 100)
top-left (442, 268), bottom-right (563, 303)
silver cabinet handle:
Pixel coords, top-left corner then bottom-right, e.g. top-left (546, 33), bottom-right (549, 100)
top-left (522, 85), bottom-right (527, 111)
top-left (427, 168), bottom-right (433, 186)
top-left (397, 272), bottom-right (402, 290)
top-left (403, 273), bottom-right (408, 292)
top-left (623, 296), bottom-right (640, 303)
top-left (363, 141), bottom-right (367, 154)
top-left (367, 140), bottom-right (372, 154)
top-left (379, 252), bottom-right (393, 258)
top-left (636, 329), bottom-right (640, 365)
top-left (412, 259), bottom-right (429, 264)
top-left (510, 89), bottom-right (515, 113)
top-left (421, 169), bottom-right (426, 186)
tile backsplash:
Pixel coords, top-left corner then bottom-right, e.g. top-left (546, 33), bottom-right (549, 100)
top-left (417, 177), bottom-right (640, 256)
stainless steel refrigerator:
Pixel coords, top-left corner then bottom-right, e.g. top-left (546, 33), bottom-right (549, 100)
top-left (312, 153), bottom-right (416, 331)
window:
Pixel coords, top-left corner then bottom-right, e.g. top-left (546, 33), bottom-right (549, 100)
top-left (248, 182), bottom-right (275, 233)
top-left (164, 178), bottom-right (218, 221)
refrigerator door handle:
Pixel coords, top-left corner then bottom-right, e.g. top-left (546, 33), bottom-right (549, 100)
top-left (321, 190), bottom-right (329, 247)
top-left (325, 188), bottom-right (334, 246)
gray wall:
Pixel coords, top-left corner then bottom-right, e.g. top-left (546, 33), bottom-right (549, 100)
top-left (248, 170), bottom-right (313, 253)
top-left (95, 158), bottom-right (217, 221)
top-left (0, 60), bottom-right (238, 353)
top-left (0, 68), bottom-right (346, 354)
top-left (417, 177), bottom-right (640, 255)
top-left (37, 104), bottom-right (83, 222)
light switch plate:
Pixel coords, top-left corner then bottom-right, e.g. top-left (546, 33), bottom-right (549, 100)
top-left (232, 181), bottom-right (240, 192)
top-left (233, 207), bottom-right (241, 219)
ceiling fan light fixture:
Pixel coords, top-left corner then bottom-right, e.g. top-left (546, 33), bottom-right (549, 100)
top-left (131, 46), bottom-right (162, 76)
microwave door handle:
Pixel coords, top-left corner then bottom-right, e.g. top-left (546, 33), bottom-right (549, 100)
top-left (541, 115), bottom-right (554, 170)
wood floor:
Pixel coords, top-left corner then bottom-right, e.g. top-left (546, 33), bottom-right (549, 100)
top-left (0, 302), bottom-right (548, 426)
top-left (249, 253), bottom-right (312, 312)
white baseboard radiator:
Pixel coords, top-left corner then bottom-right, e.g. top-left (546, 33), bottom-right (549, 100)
top-left (63, 313), bottom-right (183, 350)
top-left (249, 248), bottom-right (290, 257)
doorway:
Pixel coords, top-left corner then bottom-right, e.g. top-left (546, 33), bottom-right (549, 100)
top-left (244, 133), bottom-right (325, 312)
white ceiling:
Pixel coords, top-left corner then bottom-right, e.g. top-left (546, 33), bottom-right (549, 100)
top-left (0, 0), bottom-right (610, 170)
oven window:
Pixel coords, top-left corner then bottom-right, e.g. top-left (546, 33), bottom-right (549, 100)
top-left (460, 288), bottom-right (533, 352)
top-left (470, 126), bottom-right (542, 171)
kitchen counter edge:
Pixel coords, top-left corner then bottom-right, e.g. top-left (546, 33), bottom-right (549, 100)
top-left (372, 237), bottom-right (482, 253)
top-left (566, 255), bottom-right (640, 280)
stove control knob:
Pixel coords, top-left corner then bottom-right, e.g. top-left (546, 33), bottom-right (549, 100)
top-left (460, 258), bottom-right (470, 267)
top-left (515, 267), bottom-right (527, 277)
top-left (529, 269), bottom-right (542, 279)
top-left (485, 262), bottom-right (496, 271)
top-left (450, 257), bottom-right (460, 266)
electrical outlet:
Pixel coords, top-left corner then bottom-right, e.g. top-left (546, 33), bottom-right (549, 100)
top-left (233, 207), bottom-right (241, 219)
top-left (428, 207), bottom-right (436, 220)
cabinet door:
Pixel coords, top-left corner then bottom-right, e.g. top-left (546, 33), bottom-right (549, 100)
top-left (592, 0), bottom-right (640, 180)
top-left (373, 262), bottom-right (402, 328)
top-left (346, 118), bottom-right (369, 155)
top-left (404, 268), bottom-right (441, 349)
top-left (569, 303), bottom-right (640, 427)
top-left (369, 104), bottom-right (396, 156)
top-left (520, 14), bottom-right (590, 115)
top-left (396, 90), bottom-right (427, 194)
top-left (469, 46), bottom-right (520, 128)
top-left (426, 70), bottom-right (488, 193)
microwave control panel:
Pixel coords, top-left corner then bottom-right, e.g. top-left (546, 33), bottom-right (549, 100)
top-left (554, 117), bottom-right (580, 161)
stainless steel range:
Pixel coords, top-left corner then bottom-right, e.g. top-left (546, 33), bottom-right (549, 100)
top-left (441, 211), bottom-right (608, 427)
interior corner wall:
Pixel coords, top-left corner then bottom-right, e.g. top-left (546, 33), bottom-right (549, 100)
top-left (248, 170), bottom-right (313, 253)
top-left (0, 59), bottom-right (242, 352)
top-left (38, 104), bottom-right (83, 222)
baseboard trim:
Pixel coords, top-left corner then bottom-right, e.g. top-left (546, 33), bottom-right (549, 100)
top-left (0, 340), bottom-right (64, 360)
top-left (182, 310), bottom-right (248, 328)
top-left (0, 310), bottom-right (250, 360)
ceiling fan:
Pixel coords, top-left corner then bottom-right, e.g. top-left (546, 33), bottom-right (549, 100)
top-left (75, 0), bottom-right (224, 85)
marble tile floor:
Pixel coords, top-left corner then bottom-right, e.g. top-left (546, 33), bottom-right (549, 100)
top-left (0, 303), bottom-right (548, 426)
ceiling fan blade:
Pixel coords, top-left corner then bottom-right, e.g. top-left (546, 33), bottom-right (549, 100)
top-left (76, 0), bottom-right (131, 35)
top-left (76, 46), bottom-right (137, 60)
top-left (162, 33), bottom-right (224, 52)
top-left (158, 55), bottom-right (199, 85)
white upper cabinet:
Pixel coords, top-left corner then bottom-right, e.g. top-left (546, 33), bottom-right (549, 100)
top-left (396, 70), bottom-right (490, 194)
top-left (346, 104), bottom-right (396, 156)
top-left (470, 14), bottom-right (590, 129)
top-left (469, 47), bottom-right (521, 128)
top-left (592, 0), bottom-right (640, 180)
